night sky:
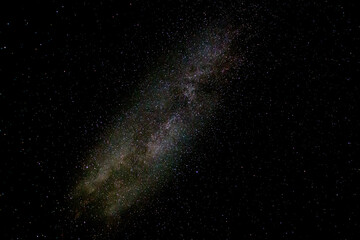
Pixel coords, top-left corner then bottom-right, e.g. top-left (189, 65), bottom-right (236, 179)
top-left (1, 1), bottom-right (359, 239)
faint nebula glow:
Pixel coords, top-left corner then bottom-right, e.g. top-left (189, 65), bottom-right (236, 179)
top-left (71, 23), bottom-right (240, 221)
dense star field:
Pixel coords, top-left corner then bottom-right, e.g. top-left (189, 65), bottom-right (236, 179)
top-left (1, 1), bottom-right (359, 239)
top-left (72, 24), bottom-right (238, 221)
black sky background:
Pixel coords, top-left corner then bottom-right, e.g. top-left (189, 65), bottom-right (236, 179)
top-left (1, 0), bottom-right (359, 239)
